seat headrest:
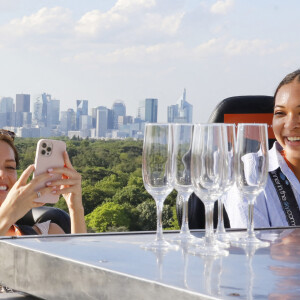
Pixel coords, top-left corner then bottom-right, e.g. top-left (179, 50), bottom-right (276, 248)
top-left (208, 95), bottom-right (274, 123)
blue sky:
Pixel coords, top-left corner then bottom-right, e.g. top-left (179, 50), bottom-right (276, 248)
top-left (0, 0), bottom-right (299, 122)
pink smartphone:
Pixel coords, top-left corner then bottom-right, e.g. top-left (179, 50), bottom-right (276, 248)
top-left (33, 139), bottom-right (66, 203)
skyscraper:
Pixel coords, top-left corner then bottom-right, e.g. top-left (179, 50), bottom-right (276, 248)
top-left (167, 104), bottom-right (178, 123)
top-left (137, 100), bottom-right (145, 120)
top-left (167, 89), bottom-right (193, 123)
top-left (76, 100), bottom-right (88, 130)
top-left (33, 93), bottom-right (51, 127)
top-left (16, 94), bottom-right (30, 112)
top-left (96, 106), bottom-right (113, 137)
top-left (112, 101), bottom-right (126, 129)
top-left (0, 97), bottom-right (14, 113)
top-left (16, 94), bottom-right (30, 127)
top-left (0, 97), bottom-right (14, 127)
top-left (60, 109), bottom-right (76, 132)
top-left (50, 99), bottom-right (60, 126)
top-left (145, 98), bottom-right (158, 122)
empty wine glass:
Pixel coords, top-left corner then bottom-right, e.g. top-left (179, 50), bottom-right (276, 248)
top-left (141, 123), bottom-right (178, 251)
top-left (215, 124), bottom-right (237, 242)
top-left (233, 123), bottom-right (270, 248)
top-left (170, 124), bottom-right (196, 244)
top-left (190, 124), bottom-right (229, 256)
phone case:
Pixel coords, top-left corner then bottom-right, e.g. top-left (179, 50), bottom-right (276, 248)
top-left (33, 139), bottom-right (66, 203)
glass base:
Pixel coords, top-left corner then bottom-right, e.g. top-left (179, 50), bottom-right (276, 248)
top-left (169, 232), bottom-right (200, 245)
top-left (188, 241), bottom-right (229, 257)
top-left (141, 238), bottom-right (179, 251)
top-left (231, 234), bottom-right (270, 248)
top-left (215, 231), bottom-right (240, 243)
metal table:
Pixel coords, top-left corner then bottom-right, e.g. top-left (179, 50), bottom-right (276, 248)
top-left (0, 228), bottom-right (299, 299)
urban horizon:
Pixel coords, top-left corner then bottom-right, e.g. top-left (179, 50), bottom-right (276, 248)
top-left (0, 89), bottom-right (193, 139)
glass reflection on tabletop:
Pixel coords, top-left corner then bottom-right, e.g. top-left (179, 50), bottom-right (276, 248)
top-left (268, 229), bottom-right (300, 299)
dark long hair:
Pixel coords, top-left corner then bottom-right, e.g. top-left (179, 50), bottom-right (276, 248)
top-left (0, 135), bottom-right (19, 168)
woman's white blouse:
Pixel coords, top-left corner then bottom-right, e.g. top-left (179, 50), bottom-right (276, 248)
top-left (223, 142), bottom-right (300, 228)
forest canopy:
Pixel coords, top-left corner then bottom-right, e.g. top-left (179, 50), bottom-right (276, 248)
top-left (15, 137), bottom-right (179, 232)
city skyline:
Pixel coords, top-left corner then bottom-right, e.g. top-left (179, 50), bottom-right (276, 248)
top-left (0, 90), bottom-right (191, 122)
top-left (0, 1), bottom-right (299, 122)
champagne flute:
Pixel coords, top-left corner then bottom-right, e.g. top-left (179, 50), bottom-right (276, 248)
top-left (190, 124), bottom-right (229, 256)
top-left (215, 124), bottom-right (237, 242)
top-left (233, 123), bottom-right (270, 247)
top-left (170, 123), bottom-right (196, 244)
top-left (141, 123), bottom-right (178, 251)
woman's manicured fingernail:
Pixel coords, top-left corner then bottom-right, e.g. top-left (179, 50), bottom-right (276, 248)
top-left (51, 190), bottom-right (57, 194)
top-left (46, 182), bottom-right (52, 186)
top-left (48, 168), bottom-right (53, 172)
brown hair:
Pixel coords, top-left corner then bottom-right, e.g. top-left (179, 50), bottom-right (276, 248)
top-left (274, 69), bottom-right (300, 100)
top-left (0, 135), bottom-right (19, 168)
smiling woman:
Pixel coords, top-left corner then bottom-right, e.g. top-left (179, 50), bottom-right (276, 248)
top-left (0, 130), bottom-right (86, 236)
top-left (223, 69), bottom-right (300, 228)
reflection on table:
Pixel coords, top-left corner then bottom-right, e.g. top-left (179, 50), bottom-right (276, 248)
top-left (0, 227), bottom-right (299, 300)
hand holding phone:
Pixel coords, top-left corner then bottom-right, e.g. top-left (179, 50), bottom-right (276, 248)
top-left (33, 139), bottom-right (66, 203)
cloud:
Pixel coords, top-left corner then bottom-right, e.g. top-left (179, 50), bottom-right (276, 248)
top-left (225, 39), bottom-right (288, 56)
top-left (142, 12), bottom-right (185, 36)
top-left (75, 9), bottom-right (128, 37)
top-left (194, 38), bottom-right (220, 56)
top-left (210, 0), bottom-right (234, 15)
top-left (75, 0), bottom-right (184, 40)
top-left (63, 42), bottom-right (186, 65)
top-left (113, 0), bottom-right (156, 13)
top-left (2, 7), bottom-right (72, 36)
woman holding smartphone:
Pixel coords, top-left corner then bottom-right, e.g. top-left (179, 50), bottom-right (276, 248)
top-left (224, 69), bottom-right (300, 228)
top-left (0, 130), bottom-right (86, 236)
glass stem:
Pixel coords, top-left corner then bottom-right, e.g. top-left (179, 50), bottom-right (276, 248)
top-left (156, 200), bottom-right (164, 242)
top-left (247, 198), bottom-right (255, 238)
top-left (204, 202), bottom-right (215, 244)
top-left (216, 198), bottom-right (226, 234)
top-left (180, 193), bottom-right (191, 235)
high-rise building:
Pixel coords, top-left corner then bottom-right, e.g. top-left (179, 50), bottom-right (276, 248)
top-left (167, 89), bottom-right (193, 123)
top-left (50, 99), bottom-right (60, 126)
top-left (15, 94), bottom-right (30, 127)
top-left (76, 100), bottom-right (88, 130)
top-left (96, 106), bottom-right (113, 137)
top-left (0, 97), bottom-right (14, 127)
top-left (33, 93), bottom-right (52, 127)
top-left (60, 109), bottom-right (76, 132)
top-left (145, 98), bottom-right (158, 122)
top-left (80, 115), bottom-right (93, 130)
top-left (0, 97), bottom-right (14, 113)
top-left (22, 112), bottom-right (32, 127)
top-left (112, 101), bottom-right (126, 129)
top-left (137, 100), bottom-right (145, 120)
top-left (16, 94), bottom-right (30, 112)
top-left (167, 105), bottom-right (178, 123)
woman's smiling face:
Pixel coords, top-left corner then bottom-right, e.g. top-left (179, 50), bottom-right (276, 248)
top-left (0, 140), bottom-right (17, 205)
top-left (273, 79), bottom-right (300, 162)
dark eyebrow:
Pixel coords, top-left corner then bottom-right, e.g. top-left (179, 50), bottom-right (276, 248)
top-left (274, 105), bottom-right (300, 108)
top-left (5, 159), bottom-right (16, 163)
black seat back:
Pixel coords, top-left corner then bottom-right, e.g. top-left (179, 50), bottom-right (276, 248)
top-left (16, 206), bottom-right (71, 234)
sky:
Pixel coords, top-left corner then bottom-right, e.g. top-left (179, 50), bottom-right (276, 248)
top-left (0, 0), bottom-right (299, 122)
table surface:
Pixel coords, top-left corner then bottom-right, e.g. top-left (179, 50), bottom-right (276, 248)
top-left (0, 228), bottom-right (299, 300)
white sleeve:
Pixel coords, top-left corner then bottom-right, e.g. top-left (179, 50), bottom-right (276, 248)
top-left (223, 184), bottom-right (271, 228)
top-left (223, 184), bottom-right (248, 228)
top-left (35, 220), bottom-right (51, 235)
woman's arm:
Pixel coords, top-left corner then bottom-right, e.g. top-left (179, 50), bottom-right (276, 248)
top-left (0, 165), bottom-right (56, 236)
top-left (48, 152), bottom-right (87, 234)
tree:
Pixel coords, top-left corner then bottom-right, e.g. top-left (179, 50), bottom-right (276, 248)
top-left (85, 202), bottom-right (131, 232)
top-left (135, 200), bottom-right (174, 231)
top-left (111, 184), bottom-right (151, 206)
